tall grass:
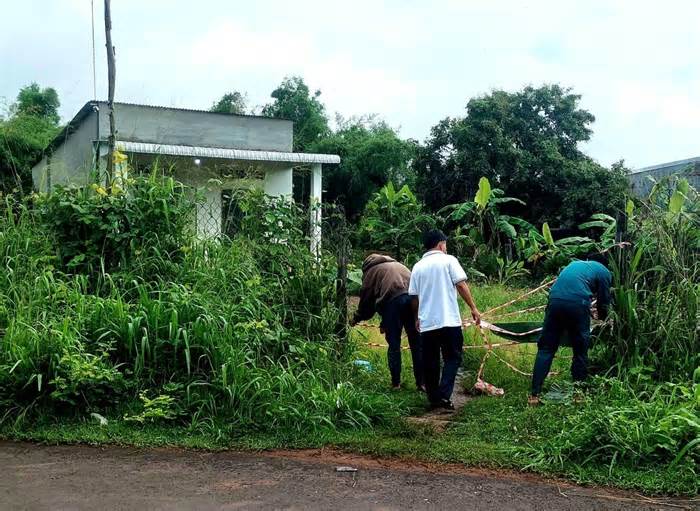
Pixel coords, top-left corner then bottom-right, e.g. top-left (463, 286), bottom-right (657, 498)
top-left (596, 179), bottom-right (699, 382)
top-left (0, 176), bottom-right (403, 433)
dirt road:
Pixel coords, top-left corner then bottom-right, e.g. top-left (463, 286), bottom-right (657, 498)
top-left (0, 441), bottom-right (693, 510)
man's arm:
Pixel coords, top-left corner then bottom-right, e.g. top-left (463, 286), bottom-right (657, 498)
top-left (456, 281), bottom-right (481, 325)
top-left (596, 270), bottom-right (612, 321)
top-left (351, 281), bottom-right (376, 325)
top-left (411, 296), bottom-right (420, 332)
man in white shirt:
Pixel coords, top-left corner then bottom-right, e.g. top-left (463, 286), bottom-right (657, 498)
top-left (409, 230), bottom-right (481, 410)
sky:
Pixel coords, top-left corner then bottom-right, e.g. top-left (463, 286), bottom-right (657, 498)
top-left (1, 0), bottom-right (698, 169)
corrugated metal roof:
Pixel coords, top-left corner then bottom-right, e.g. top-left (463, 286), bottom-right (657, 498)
top-left (631, 155), bottom-right (700, 174)
top-left (116, 141), bottom-right (340, 164)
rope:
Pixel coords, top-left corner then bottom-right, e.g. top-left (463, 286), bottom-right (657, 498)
top-left (487, 304), bottom-right (546, 319)
top-left (354, 281), bottom-right (562, 388)
top-left (481, 279), bottom-right (553, 317)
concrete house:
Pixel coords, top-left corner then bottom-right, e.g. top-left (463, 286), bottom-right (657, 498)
top-left (629, 156), bottom-right (700, 197)
top-left (31, 101), bottom-right (340, 247)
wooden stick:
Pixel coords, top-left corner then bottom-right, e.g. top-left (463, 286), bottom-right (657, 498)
top-left (104, 0), bottom-right (116, 182)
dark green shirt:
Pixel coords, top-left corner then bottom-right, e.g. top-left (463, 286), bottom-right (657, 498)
top-left (549, 260), bottom-right (612, 312)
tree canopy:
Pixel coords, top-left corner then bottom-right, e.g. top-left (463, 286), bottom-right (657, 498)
top-left (1, 83), bottom-right (61, 194)
top-left (210, 91), bottom-right (247, 115)
top-left (310, 117), bottom-right (415, 220)
top-left (13, 82), bottom-right (60, 125)
top-left (262, 76), bottom-right (330, 152)
top-left (413, 85), bottom-right (628, 227)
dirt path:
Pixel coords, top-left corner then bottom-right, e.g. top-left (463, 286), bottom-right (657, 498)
top-left (2, 441), bottom-right (695, 510)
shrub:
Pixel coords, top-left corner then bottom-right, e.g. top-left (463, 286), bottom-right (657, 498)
top-left (0, 178), bottom-right (404, 433)
top-left (358, 183), bottom-right (435, 264)
top-left (596, 178), bottom-right (699, 381)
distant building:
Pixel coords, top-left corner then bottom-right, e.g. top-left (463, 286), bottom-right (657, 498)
top-left (31, 101), bottom-right (339, 247)
top-left (628, 156), bottom-right (700, 197)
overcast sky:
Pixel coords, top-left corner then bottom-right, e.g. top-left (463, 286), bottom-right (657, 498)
top-left (1, 0), bottom-right (698, 168)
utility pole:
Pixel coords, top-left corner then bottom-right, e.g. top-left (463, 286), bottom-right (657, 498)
top-left (104, 0), bottom-right (116, 182)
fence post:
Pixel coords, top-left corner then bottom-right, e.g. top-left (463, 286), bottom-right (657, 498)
top-left (333, 209), bottom-right (349, 342)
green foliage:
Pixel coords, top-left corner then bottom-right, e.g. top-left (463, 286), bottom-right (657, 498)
top-left (124, 390), bottom-right (183, 424)
top-left (596, 179), bottom-right (699, 381)
top-left (262, 76), bottom-right (330, 152)
top-left (358, 183), bottom-right (435, 263)
top-left (13, 82), bottom-right (60, 125)
top-left (514, 377), bottom-right (699, 475)
top-left (0, 112), bottom-right (59, 194)
top-left (210, 91), bottom-right (247, 114)
top-left (310, 117), bottom-right (416, 220)
top-left (414, 85), bottom-right (629, 227)
top-left (442, 177), bottom-right (525, 252)
top-left (0, 177), bottom-right (403, 434)
top-left (35, 173), bottom-right (194, 275)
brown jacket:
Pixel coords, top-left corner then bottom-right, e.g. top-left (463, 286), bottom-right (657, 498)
top-left (353, 254), bottom-right (411, 323)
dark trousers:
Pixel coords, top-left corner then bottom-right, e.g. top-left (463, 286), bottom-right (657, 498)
top-left (421, 326), bottom-right (463, 404)
top-left (381, 293), bottom-right (423, 387)
top-left (531, 299), bottom-right (591, 396)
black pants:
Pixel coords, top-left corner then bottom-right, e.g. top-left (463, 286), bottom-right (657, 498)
top-left (531, 299), bottom-right (591, 396)
top-left (421, 326), bottom-right (463, 404)
top-left (381, 293), bottom-right (423, 387)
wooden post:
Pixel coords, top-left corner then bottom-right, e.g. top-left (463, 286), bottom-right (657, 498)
top-left (333, 209), bottom-right (350, 341)
top-left (334, 229), bottom-right (349, 342)
top-left (104, 0), bottom-right (116, 183)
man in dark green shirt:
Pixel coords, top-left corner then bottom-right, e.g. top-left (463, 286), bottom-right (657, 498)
top-left (529, 253), bottom-right (612, 405)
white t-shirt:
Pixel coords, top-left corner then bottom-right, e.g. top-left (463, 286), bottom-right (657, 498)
top-left (408, 251), bottom-right (468, 332)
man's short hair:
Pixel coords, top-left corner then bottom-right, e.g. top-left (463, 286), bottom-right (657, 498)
top-left (423, 229), bottom-right (448, 251)
top-left (585, 251), bottom-right (609, 268)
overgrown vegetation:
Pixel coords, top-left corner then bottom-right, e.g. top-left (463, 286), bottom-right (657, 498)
top-left (0, 175), bottom-right (405, 435)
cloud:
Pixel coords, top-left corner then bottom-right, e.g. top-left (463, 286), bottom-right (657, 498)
top-left (1, 0), bottom-right (698, 168)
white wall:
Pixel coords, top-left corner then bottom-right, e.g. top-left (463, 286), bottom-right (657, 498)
top-left (32, 110), bottom-right (98, 192)
top-left (100, 102), bottom-right (293, 152)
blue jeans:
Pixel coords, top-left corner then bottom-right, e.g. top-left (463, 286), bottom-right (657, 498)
top-left (531, 299), bottom-right (591, 396)
top-left (421, 326), bottom-right (463, 404)
top-left (380, 293), bottom-right (423, 387)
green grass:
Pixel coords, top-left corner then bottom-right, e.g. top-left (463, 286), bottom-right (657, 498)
top-left (4, 283), bottom-right (696, 496)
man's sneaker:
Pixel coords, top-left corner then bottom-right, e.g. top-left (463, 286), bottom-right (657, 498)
top-left (439, 399), bottom-right (455, 410)
top-left (429, 399), bottom-right (454, 411)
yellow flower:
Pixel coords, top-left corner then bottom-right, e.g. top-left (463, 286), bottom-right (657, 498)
top-left (95, 186), bottom-right (108, 197)
top-left (113, 150), bottom-right (128, 164)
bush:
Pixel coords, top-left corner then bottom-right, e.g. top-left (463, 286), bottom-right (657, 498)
top-left (514, 377), bottom-right (699, 485)
top-left (35, 173), bottom-right (194, 276)
top-left (596, 178), bottom-right (699, 381)
top-left (0, 177), bottom-right (404, 433)
top-left (358, 182), bottom-right (435, 264)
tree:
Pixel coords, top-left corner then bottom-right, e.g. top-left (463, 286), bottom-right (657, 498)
top-left (13, 83), bottom-right (60, 125)
top-left (414, 85), bottom-right (628, 228)
top-left (1, 84), bottom-right (61, 194)
top-left (358, 183), bottom-right (435, 263)
top-left (210, 91), bottom-right (247, 115)
top-left (309, 117), bottom-right (416, 221)
top-left (262, 76), bottom-right (329, 152)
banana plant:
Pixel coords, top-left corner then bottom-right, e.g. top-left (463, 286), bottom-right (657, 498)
top-left (441, 177), bottom-right (525, 251)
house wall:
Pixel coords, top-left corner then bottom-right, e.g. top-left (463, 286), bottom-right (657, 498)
top-left (100, 102), bottom-right (293, 152)
top-left (32, 110), bottom-right (98, 192)
top-left (629, 158), bottom-right (700, 197)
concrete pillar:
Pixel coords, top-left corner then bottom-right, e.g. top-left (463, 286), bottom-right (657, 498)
top-left (264, 166), bottom-right (293, 198)
top-left (310, 163), bottom-right (322, 257)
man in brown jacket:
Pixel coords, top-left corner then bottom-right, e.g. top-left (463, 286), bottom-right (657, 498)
top-left (351, 254), bottom-right (423, 390)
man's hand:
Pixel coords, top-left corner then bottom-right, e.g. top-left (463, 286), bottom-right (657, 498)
top-left (470, 307), bottom-right (481, 326)
top-left (415, 319), bottom-right (421, 333)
